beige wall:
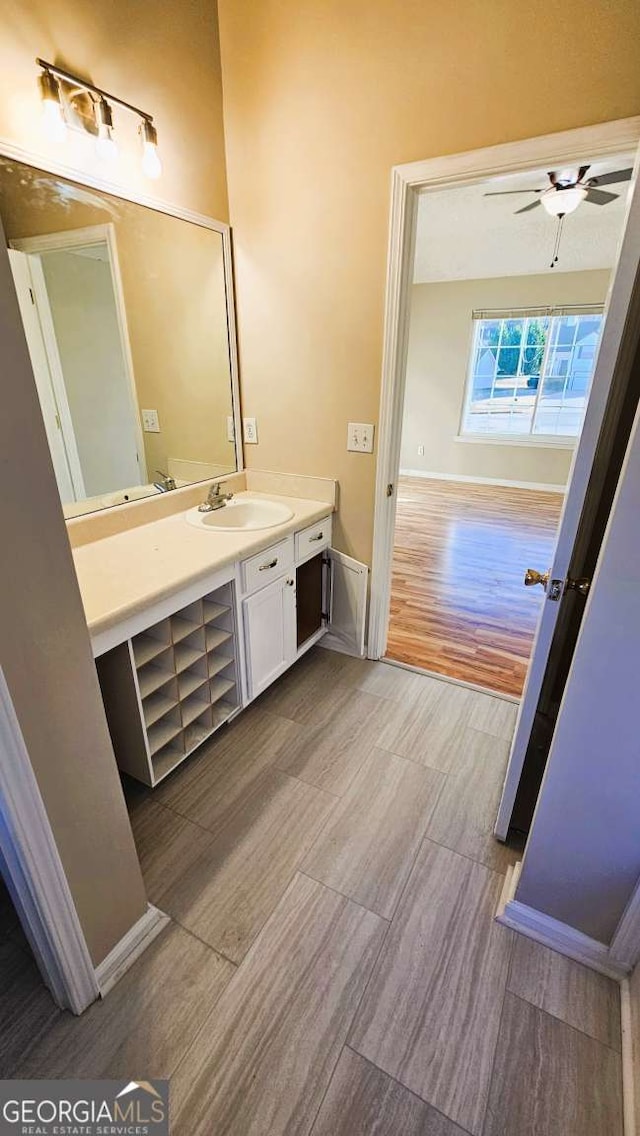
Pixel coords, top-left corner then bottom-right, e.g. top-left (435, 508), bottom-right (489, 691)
top-left (218, 0), bottom-right (640, 564)
top-left (400, 270), bottom-right (610, 488)
top-left (0, 0), bottom-right (228, 222)
top-left (630, 963), bottom-right (640, 1123)
top-left (0, 223), bottom-right (148, 965)
top-left (0, 0), bottom-right (230, 964)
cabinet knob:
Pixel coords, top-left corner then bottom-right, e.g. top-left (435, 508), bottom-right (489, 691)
top-left (286, 578), bottom-right (295, 587)
top-left (309, 531), bottom-right (324, 542)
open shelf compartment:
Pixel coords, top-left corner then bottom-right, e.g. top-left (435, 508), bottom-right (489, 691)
top-left (99, 577), bottom-right (242, 789)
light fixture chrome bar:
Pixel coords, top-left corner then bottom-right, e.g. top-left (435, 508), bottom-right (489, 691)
top-left (36, 58), bottom-right (154, 123)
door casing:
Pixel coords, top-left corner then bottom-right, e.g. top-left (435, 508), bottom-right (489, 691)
top-left (369, 116), bottom-right (640, 663)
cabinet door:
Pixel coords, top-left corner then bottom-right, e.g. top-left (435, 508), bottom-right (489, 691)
top-left (242, 574), bottom-right (297, 700)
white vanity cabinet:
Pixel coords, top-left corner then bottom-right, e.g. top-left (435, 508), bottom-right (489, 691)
top-left (239, 516), bottom-right (368, 703)
top-left (95, 510), bottom-right (368, 785)
top-left (241, 571), bottom-right (297, 698)
top-left (239, 524), bottom-right (328, 701)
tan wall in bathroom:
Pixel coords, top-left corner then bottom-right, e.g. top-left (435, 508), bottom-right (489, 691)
top-left (217, 0), bottom-right (640, 564)
top-left (0, 0), bottom-right (230, 963)
top-left (0, 0), bottom-right (228, 222)
top-left (0, 220), bottom-right (148, 965)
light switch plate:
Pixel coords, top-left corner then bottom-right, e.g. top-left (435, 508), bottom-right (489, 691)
top-left (142, 409), bottom-right (160, 433)
top-left (243, 417), bottom-right (258, 444)
top-left (226, 415), bottom-right (236, 443)
top-left (347, 422), bottom-right (375, 453)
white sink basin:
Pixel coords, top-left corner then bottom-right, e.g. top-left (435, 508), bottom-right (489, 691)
top-left (185, 496), bottom-right (294, 531)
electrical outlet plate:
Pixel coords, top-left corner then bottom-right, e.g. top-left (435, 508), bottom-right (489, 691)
top-left (347, 422), bottom-right (375, 453)
top-left (142, 409), bottom-right (160, 433)
top-left (243, 417), bottom-right (258, 444)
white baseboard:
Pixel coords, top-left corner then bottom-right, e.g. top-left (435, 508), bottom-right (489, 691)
top-left (399, 468), bottom-right (567, 494)
top-left (95, 904), bottom-right (169, 997)
top-left (496, 863), bottom-right (630, 981)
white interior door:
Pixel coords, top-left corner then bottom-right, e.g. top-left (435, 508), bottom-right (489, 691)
top-left (37, 246), bottom-right (141, 498)
top-left (495, 159), bottom-right (640, 839)
top-left (7, 250), bottom-right (79, 504)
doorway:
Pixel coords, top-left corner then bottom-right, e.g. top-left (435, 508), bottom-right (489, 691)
top-left (384, 164), bottom-right (632, 696)
top-left (370, 118), bottom-right (640, 836)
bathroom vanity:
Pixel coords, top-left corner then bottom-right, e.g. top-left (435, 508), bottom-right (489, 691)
top-left (71, 478), bottom-right (367, 787)
top-left (0, 147), bottom-right (368, 791)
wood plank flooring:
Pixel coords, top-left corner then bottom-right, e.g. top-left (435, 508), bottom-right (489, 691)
top-left (3, 648), bottom-right (622, 1134)
top-left (387, 477), bottom-right (564, 697)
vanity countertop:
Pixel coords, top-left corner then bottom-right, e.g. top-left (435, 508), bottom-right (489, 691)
top-left (73, 491), bottom-right (333, 639)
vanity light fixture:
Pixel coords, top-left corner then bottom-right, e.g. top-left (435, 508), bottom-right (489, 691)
top-left (36, 58), bottom-right (162, 178)
top-left (95, 98), bottom-right (118, 162)
top-left (140, 119), bottom-right (162, 180)
top-left (38, 68), bottom-right (66, 143)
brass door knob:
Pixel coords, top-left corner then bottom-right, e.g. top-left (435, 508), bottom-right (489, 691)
top-left (524, 568), bottom-right (550, 590)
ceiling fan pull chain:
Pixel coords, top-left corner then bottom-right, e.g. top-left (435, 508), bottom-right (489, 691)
top-left (550, 214), bottom-right (564, 269)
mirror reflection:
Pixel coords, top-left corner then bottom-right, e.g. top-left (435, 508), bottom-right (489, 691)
top-left (0, 157), bottom-right (238, 517)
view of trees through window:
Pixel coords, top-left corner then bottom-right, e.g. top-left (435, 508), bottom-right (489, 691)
top-left (462, 306), bottom-right (604, 439)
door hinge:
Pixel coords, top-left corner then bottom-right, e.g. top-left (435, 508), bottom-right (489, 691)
top-left (386, 483), bottom-right (394, 497)
top-left (322, 552), bottom-right (332, 625)
top-left (566, 575), bottom-right (591, 597)
top-left (29, 287), bottom-right (35, 305)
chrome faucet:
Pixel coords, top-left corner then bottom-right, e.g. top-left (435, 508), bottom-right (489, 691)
top-left (198, 482), bottom-right (234, 512)
top-left (154, 469), bottom-right (177, 492)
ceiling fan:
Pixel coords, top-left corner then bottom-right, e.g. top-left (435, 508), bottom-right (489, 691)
top-left (484, 165), bottom-right (633, 217)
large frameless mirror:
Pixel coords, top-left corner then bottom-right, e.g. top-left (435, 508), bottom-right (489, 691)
top-left (0, 154), bottom-right (241, 517)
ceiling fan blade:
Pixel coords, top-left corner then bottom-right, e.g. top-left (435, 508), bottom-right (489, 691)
top-left (591, 167), bottom-right (633, 188)
top-left (484, 189), bottom-right (539, 197)
top-left (515, 200), bottom-right (542, 214)
top-left (577, 164), bottom-right (591, 183)
top-left (585, 188), bottom-right (619, 206)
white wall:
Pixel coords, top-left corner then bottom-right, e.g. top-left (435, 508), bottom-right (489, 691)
top-left (516, 394), bottom-right (640, 943)
top-left (400, 269), bottom-right (611, 487)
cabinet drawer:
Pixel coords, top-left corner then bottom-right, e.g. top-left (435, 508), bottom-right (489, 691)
top-left (295, 516), bottom-right (332, 563)
top-left (241, 536), bottom-right (294, 595)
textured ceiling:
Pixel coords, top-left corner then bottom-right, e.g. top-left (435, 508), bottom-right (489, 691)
top-left (413, 152), bottom-right (635, 283)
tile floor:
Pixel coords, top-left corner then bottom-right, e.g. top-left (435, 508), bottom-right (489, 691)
top-left (1, 648), bottom-right (623, 1134)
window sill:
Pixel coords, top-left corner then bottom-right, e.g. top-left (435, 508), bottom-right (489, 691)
top-left (455, 434), bottom-right (577, 450)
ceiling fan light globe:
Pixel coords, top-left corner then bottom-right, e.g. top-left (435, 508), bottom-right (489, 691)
top-left (541, 185), bottom-right (587, 217)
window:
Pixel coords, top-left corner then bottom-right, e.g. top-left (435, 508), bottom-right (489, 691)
top-left (461, 305), bottom-right (604, 441)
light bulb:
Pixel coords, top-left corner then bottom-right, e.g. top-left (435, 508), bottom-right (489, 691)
top-left (96, 122), bottom-right (118, 161)
top-left (39, 71), bottom-right (66, 143)
top-left (140, 120), bottom-right (162, 179)
top-left (95, 99), bottom-right (118, 162)
top-left (541, 185), bottom-right (587, 217)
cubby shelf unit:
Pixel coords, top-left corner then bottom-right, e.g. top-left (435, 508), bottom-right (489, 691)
top-left (96, 581), bottom-right (241, 786)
